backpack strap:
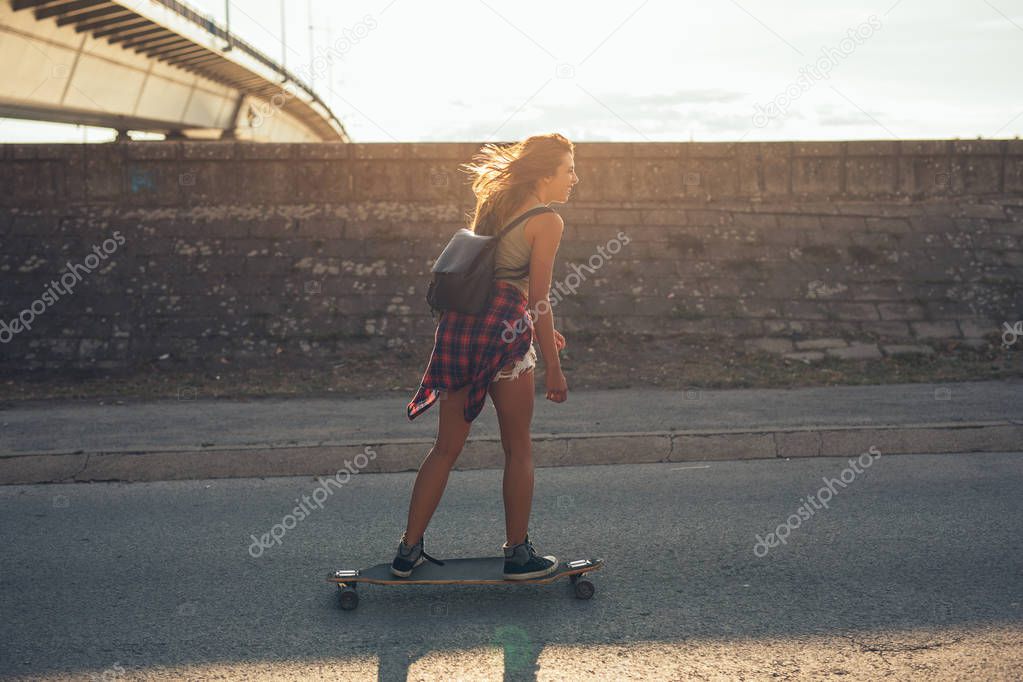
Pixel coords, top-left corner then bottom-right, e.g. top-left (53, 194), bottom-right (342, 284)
top-left (492, 206), bottom-right (556, 279)
top-left (492, 205), bottom-right (555, 241)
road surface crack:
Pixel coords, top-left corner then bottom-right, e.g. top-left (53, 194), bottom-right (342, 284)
top-left (840, 633), bottom-right (965, 665)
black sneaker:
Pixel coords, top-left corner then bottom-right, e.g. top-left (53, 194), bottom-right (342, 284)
top-left (502, 533), bottom-right (558, 580)
top-left (390, 531), bottom-right (444, 577)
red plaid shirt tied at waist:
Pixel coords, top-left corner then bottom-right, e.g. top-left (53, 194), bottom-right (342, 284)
top-left (407, 280), bottom-right (534, 423)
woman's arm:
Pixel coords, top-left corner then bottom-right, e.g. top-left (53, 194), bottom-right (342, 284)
top-left (527, 213), bottom-right (568, 401)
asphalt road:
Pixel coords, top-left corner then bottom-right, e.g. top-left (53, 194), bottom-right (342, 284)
top-left (1, 452), bottom-right (1021, 680)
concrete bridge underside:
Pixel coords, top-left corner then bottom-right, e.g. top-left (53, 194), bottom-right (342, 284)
top-left (0, 0), bottom-right (349, 141)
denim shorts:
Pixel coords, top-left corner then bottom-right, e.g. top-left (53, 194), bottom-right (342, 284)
top-left (491, 343), bottom-right (537, 382)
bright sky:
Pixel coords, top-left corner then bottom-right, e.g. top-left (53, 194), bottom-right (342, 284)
top-left (3, 0), bottom-right (1022, 142)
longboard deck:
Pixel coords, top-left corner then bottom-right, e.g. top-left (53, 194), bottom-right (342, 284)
top-left (328, 557), bottom-right (603, 586)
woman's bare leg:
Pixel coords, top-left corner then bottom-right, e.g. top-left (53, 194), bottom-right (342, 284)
top-left (487, 364), bottom-right (535, 547)
top-left (402, 384), bottom-right (472, 546)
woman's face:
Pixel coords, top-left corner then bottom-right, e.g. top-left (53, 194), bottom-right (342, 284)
top-left (545, 153), bottom-right (579, 203)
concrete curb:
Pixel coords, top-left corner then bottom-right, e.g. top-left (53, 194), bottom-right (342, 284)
top-left (2, 420), bottom-right (1021, 485)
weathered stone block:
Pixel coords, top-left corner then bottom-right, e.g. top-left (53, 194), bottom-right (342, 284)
top-left (911, 321), bottom-right (961, 339)
top-left (793, 157), bottom-right (842, 195)
top-left (826, 343), bottom-right (881, 360)
top-left (881, 344), bottom-right (935, 355)
top-left (795, 338), bottom-right (847, 350)
top-left (745, 337), bottom-right (794, 354)
top-left (877, 303), bottom-right (926, 320)
top-left (846, 158), bottom-right (897, 197)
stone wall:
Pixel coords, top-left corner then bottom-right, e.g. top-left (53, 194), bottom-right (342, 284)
top-left (1, 140), bottom-right (1021, 372)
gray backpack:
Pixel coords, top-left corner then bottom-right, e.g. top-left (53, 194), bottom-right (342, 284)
top-left (426, 206), bottom-right (554, 316)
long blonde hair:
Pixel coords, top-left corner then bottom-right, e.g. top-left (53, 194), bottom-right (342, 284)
top-left (459, 133), bottom-right (574, 236)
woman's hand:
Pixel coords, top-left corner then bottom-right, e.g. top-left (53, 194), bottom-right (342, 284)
top-left (545, 367), bottom-right (568, 403)
top-left (553, 329), bottom-right (566, 351)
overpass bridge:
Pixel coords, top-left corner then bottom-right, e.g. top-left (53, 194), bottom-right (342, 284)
top-left (0, 0), bottom-right (350, 141)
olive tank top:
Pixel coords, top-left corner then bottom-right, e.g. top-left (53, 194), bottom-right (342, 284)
top-left (492, 203), bottom-right (547, 298)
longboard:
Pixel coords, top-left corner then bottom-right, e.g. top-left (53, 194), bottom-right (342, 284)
top-left (327, 557), bottom-right (604, 610)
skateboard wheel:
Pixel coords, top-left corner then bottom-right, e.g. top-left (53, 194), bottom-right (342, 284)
top-left (338, 588), bottom-right (359, 611)
top-left (573, 579), bottom-right (595, 600)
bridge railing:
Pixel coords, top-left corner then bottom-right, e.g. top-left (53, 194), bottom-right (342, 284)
top-left (149, 0), bottom-right (343, 133)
